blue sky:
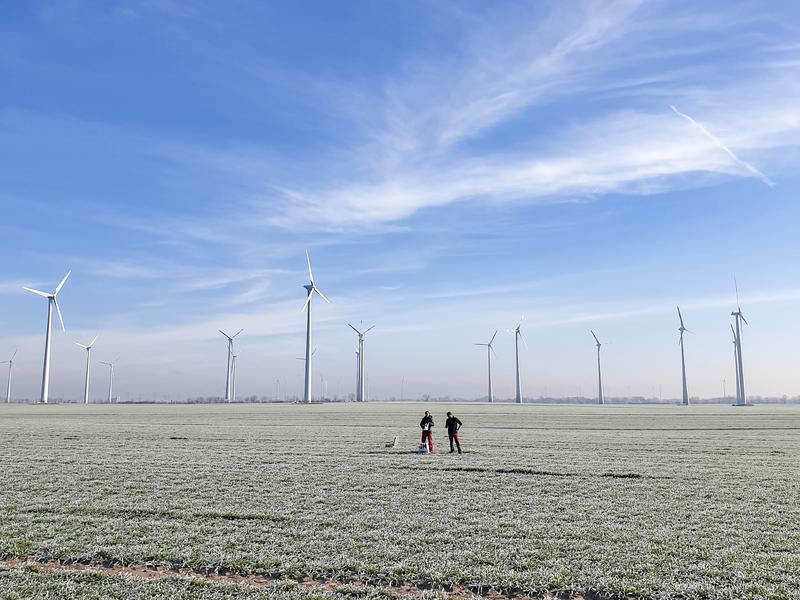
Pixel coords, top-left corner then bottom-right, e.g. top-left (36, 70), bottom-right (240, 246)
top-left (2, 0), bottom-right (800, 401)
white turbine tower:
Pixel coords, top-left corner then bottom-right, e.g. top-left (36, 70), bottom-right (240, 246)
top-left (74, 335), bottom-right (99, 404)
top-left (731, 279), bottom-right (748, 406)
top-left (231, 353), bottom-right (238, 403)
top-left (99, 360), bottom-right (115, 403)
top-left (677, 307), bottom-right (691, 406)
top-left (301, 250), bottom-right (330, 404)
top-left (1, 350), bottom-right (17, 403)
top-left (348, 323), bottom-right (374, 402)
top-left (731, 325), bottom-right (741, 406)
top-left (219, 329), bottom-right (243, 402)
top-left (354, 346), bottom-right (360, 401)
top-left (511, 318), bottom-right (527, 404)
top-left (475, 330), bottom-right (498, 403)
top-left (24, 270), bottom-right (71, 404)
top-left (591, 330), bottom-right (604, 405)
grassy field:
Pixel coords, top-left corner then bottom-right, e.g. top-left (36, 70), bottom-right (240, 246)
top-left (0, 402), bottom-right (798, 599)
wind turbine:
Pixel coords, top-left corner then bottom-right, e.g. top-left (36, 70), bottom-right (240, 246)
top-left (301, 250), bottom-right (330, 404)
top-left (475, 330), bottom-right (498, 403)
top-left (348, 323), bottom-right (374, 402)
top-left (99, 359), bottom-right (116, 403)
top-left (219, 329), bottom-right (243, 402)
top-left (677, 307), bottom-right (691, 406)
top-left (591, 330), bottom-right (604, 405)
top-left (1, 350), bottom-right (17, 403)
top-left (74, 335), bottom-right (99, 404)
top-left (511, 318), bottom-right (527, 404)
top-left (24, 270), bottom-right (71, 404)
top-left (731, 279), bottom-right (748, 406)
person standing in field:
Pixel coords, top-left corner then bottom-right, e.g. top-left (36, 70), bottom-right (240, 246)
top-left (445, 411), bottom-right (462, 454)
top-left (420, 410), bottom-right (434, 453)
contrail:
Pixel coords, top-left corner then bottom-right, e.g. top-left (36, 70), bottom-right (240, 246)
top-left (670, 105), bottom-right (775, 187)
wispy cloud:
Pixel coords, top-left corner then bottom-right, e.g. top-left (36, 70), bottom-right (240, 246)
top-left (669, 105), bottom-right (775, 187)
top-left (259, 2), bottom-right (797, 229)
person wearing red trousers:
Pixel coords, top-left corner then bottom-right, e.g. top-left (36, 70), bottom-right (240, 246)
top-left (420, 410), bottom-right (434, 453)
top-left (445, 411), bottom-right (462, 454)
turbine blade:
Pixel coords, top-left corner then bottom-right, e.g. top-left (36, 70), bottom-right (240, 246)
top-left (74, 342), bottom-right (87, 349)
top-left (10, 349), bottom-right (18, 361)
top-left (520, 330), bottom-right (529, 350)
top-left (23, 287), bottom-right (50, 298)
top-left (314, 287), bottom-right (331, 303)
top-left (89, 335), bottom-right (98, 348)
top-left (740, 313), bottom-right (748, 326)
top-left (233, 329), bottom-right (243, 338)
top-left (301, 292), bottom-right (312, 312)
top-left (489, 330), bottom-right (498, 345)
top-left (306, 249), bottom-right (314, 284)
top-left (364, 325), bottom-right (375, 334)
top-left (348, 323), bottom-right (360, 335)
top-left (218, 329), bottom-right (230, 339)
top-left (55, 270), bottom-right (71, 295)
top-left (312, 347), bottom-right (317, 356)
top-left (677, 306), bottom-right (685, 329)
top-left (53, 298), bottom-right (65, 332)
top-left (591, 330), bottom-right (600, 345)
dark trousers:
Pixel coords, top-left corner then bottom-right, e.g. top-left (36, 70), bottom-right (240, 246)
top-left (449, 432), bottom-right (461, 453)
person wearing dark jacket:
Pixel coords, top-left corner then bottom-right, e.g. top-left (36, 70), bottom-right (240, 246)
top-left (445, 412), bottom-right (462, 454)
top-left (420, 411), bottom-right (434, 453)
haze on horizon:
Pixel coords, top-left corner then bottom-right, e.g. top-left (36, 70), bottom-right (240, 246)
top-left (2, 1), bottom-right (800, 402)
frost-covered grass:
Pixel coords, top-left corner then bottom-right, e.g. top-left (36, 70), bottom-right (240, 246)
top-left (0, 566), bottom-right (417, 599)
top-left (0, 402), bottom-right (799, 598)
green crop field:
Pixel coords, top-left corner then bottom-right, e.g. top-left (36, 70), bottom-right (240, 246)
top-left (0, 403), bottom-right (798, 599)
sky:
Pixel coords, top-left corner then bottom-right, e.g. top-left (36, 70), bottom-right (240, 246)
top-left (1, 0), bottom-right (800, 402)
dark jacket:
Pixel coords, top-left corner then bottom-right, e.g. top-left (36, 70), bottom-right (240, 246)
top-left (420, 415), bottom-right (434, 431)
top-left (445, 416), bottom-right (462, 434)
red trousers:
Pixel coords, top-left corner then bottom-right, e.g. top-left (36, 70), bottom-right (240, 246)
top-left (421, 431), bottom-right (434, 453)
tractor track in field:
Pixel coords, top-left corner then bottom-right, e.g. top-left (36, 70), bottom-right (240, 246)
top-left (0, 556), bottom-right (634, 600)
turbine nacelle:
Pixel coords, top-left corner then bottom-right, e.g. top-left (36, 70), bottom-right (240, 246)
top-left (475, 330), bottom-right (498, 354)
top-left (75, 335), bottom-right (99, 351)
top-left (302, 250), bottom-right (331, 311)
top-left (219, 329), bottom-right (243, 343)
top-left (591, 330), bottom-right (602, 349)
top-left (24, 270), bottom-right (71, 332)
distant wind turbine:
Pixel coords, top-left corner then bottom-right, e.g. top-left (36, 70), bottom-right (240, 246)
top-left (219, 329), bottom-right (242, 402)
top-left (99, 359), bottom-right (116, 403)
top-left (591, 330), bottom-right (604, 405)
top-left (74, 335), bottom-right (99, 404)
top-left (731, 278), bottom-right (748, 406)
top-left (301, 250), bottom-right (330, 404)
top-left (677, 307), bottom-right (691, 406)
top-left (512, 318), bottom-right (527, 404)
top-left (475, 330), bottom-right (498, 403)
top-left (348, 323), bottom-right (374, 402)
top-left (24, 270), bottom-right (71, 404)
top-left (1, 350), bottom-right (17, 403)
